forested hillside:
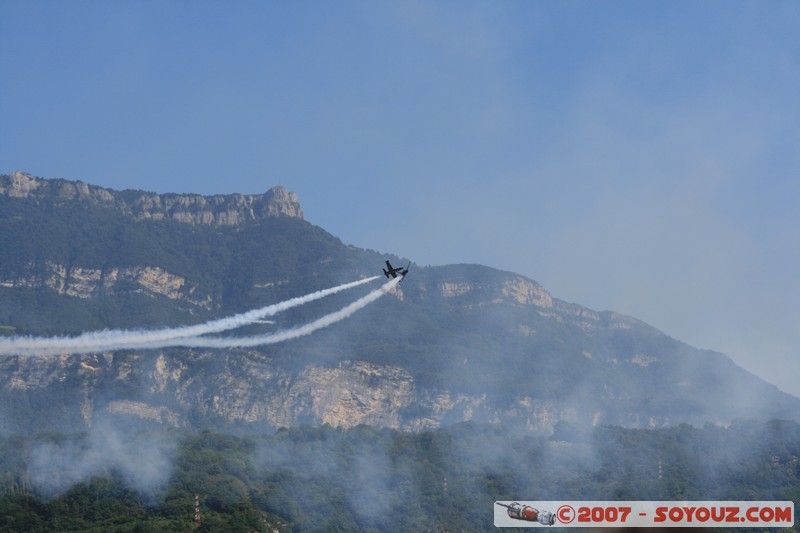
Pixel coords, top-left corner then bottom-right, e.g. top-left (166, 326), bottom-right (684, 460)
top-left (1, 421), bottom-right (798, 531)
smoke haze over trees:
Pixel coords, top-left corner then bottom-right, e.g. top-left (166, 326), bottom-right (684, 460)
top-left (1, 421), bottom-right (799, 531)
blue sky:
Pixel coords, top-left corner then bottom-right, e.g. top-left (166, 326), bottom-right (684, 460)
top-left (2, 1), bottom-right (799, 397)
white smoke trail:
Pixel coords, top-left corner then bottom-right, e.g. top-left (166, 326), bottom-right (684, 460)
top-left (137, 277), bottom-right (401, 350)
top-left (169, 276), bottom-right (380, 339)
top-left (0, 276), bottom-right (380, 356)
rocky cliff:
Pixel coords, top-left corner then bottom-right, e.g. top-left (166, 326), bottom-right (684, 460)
top-left (0, 347), bottom-right (578, 433)
top-left (0, 262), bottom-right (211, 310)
top-left (0, 171), bottom-right (303, 224)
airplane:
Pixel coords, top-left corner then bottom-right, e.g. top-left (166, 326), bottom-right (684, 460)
top-left (383, 260), bottom-right (410, 281)
top-left (496, 502), bottom-right (555, 526)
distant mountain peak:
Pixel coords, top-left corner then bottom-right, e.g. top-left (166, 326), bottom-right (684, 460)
top-left (0, 171), bottom-right (303, 224)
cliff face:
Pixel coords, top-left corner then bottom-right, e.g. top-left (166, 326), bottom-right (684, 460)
top-left (0, 262), bottom-right (211, 309)
top-left (0, 171), bottom-right (303, 224)
top-left (0, 349), bottom-right (574, 433)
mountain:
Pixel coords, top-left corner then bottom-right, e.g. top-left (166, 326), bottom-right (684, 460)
top-left (1, 171), bottom-right (798, 436)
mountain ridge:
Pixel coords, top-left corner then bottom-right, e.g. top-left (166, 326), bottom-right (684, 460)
top-left (1, 172), bottom-right (798, 436)
top-left (1, 171), bottom-right (303, 225)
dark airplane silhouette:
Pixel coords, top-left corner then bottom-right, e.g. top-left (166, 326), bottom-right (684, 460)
top-left (383, 260), bottom-right (409, 281)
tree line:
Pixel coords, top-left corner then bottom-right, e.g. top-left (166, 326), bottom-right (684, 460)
top-left (0, 420), bottom-right (798, 532)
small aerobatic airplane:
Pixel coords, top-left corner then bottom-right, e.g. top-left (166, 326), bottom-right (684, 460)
top-left (383, 260), bottom-right (410, 281)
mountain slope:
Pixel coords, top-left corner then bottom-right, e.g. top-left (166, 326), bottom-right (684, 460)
top-left (1, 172), bottom-right (798, 435)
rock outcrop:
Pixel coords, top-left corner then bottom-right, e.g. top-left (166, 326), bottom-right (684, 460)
top-left (0, 262), bottom-right (212, 310)
top-left (1, 171), bottom-right (303, 225)
top-left (0, 350), bottom-right (574, 433)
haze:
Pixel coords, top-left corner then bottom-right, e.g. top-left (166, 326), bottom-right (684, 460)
top-left (2, 2), bottom-right (798, 396)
